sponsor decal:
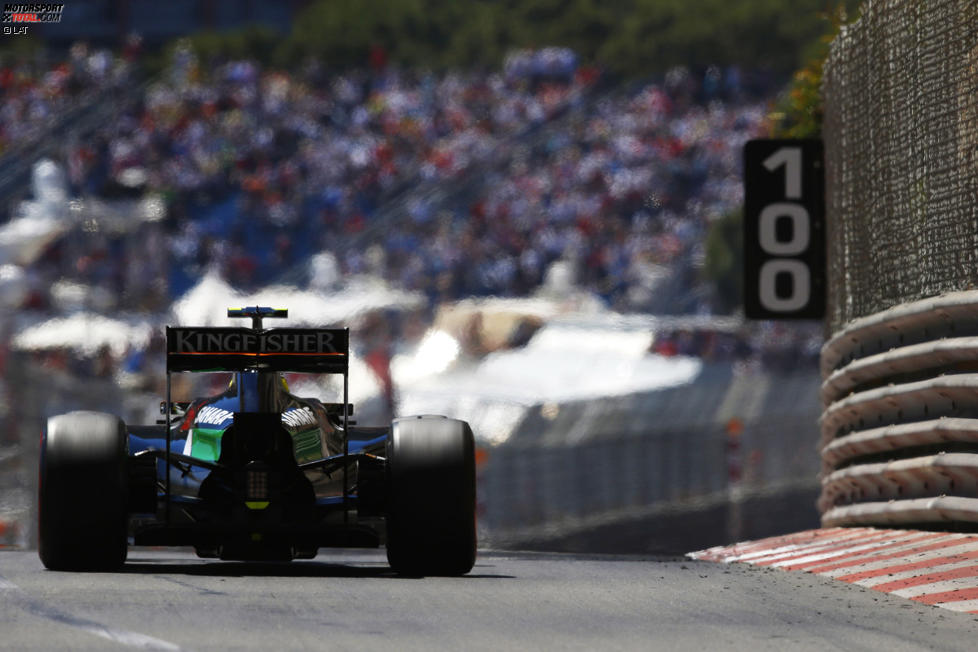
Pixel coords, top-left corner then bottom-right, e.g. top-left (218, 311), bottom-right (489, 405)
top-left (172, 329), bottom-right (341, 355)
top-left (195, 406), bottom-right (234, 427)
top-left (282, 407), bottom-right (317, 430)
top-left (167, 328), bottom-right (348, 372)
top-left (2, 2), bottom-right (63, 35)
top-left (195, 404), bottom-right (318, 430)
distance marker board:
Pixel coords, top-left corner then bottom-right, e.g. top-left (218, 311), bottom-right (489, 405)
top-left (743, 139), bottom-right (825, 320)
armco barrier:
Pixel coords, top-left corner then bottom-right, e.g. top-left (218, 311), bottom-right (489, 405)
top-left (481, 368), bottom-right (824, 547)
top-left (819, 291), bottom-right (978, 528)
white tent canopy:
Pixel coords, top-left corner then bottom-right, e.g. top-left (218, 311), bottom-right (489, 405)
top-left (171, 270), bottom-right (425, 327)
top-left (12, 312), bottom-right (154, 357)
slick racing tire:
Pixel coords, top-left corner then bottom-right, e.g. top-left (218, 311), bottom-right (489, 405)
top-left (39, 411), bottom-right (128, 571)
top-left (386, 415), bottom-right (476, 576)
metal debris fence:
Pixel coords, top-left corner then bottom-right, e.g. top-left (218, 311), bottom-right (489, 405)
top-left (822, 0), bottom-right (978, 333)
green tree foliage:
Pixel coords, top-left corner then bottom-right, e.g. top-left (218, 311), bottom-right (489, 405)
top-left (188, 26), bottom-right (280, 65)
top-left (174, 0), bottom-right (863, 77)
top-left (704, 209), bottom-right (744, 314)
top-left (771, 3), bottom-right (859, 138)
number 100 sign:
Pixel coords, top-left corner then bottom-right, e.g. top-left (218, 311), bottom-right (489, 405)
top-left (743, 139), bottom-right (825, 320)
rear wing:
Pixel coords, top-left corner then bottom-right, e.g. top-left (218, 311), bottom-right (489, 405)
top-left (166, 327), bottom-right (349, 374)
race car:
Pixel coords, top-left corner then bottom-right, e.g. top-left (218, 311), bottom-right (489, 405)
top-left (38, 307), bottom-right (476, 575)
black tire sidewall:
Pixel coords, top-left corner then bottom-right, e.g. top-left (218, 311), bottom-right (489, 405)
top-left (386, 416), bottom-right (476, 576)
top-left (39, 411), bottom-right (128, 571)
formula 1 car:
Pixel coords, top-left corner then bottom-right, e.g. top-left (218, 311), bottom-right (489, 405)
top-left (38, 307), bottom-right (476, 575)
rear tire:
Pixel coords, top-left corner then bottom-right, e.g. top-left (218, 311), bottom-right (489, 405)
top-left (39, 411), bottom-right (129, 571)
top-left (386, 415), bottom-right (476, 576)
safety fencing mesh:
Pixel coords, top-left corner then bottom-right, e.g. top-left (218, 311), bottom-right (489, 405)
top-left (823, 0), bottom-right (978, 333)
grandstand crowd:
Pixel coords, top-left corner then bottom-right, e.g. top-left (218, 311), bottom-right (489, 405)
top-left (0, 42), bottom-right (821, 385)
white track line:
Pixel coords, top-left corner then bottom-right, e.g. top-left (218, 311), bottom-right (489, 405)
top-left (0, 573), bottom-right (185, 651)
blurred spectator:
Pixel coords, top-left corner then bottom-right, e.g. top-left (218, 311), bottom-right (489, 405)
top-left (0, 43), bottom-right (131, 156)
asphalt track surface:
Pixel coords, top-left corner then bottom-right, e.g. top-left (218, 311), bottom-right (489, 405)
top-left (2, 549), bottom-right (978, 650)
